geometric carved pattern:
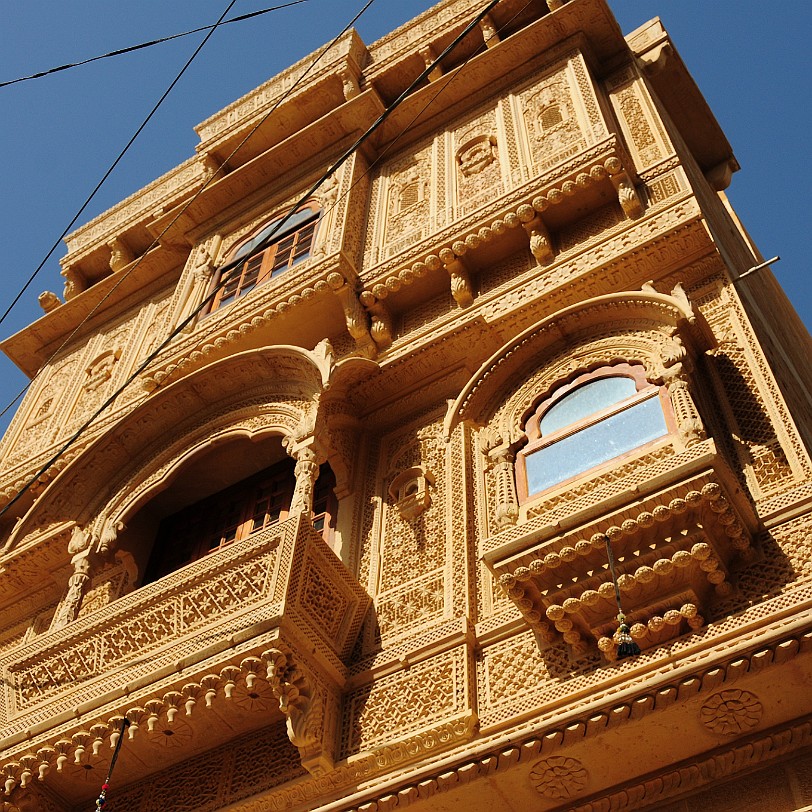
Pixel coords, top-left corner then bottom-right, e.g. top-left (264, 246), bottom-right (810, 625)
top-left (299, 553), bottom-right (350, 642)
top-left (8, 538), bottom-right (280, 711)
top-left (342, 647), bottom-right (465, 756)
top-left (375, 569), bottom-right (445, 640)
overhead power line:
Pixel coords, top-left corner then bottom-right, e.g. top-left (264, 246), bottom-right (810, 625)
top-left (0, 0), bottom-right (302, 331)
top-left (0, 0), bottom-right (503, 522)
top-left (0, 2), bottom-right (307, 90)
top-left (0, 0), bottom-right (378, 427)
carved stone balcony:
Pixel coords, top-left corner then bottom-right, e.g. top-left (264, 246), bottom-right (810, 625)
top-left (0, 514), bottom-right (369, 804)
top-left (482, 440), bottom-right (759, 662)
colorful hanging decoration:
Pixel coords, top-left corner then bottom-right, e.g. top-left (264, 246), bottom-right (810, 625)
top-left (95, 718), bottom-right (130, 810)
top-left (602, 533), bottom-right (641, 659)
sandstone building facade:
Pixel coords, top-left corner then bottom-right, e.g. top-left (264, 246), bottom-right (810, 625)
top-left (1, 1), bottom-right (811, 810)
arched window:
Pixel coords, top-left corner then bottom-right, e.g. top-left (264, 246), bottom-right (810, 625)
top-left (208, 203), bottom-right (320, 312)
top-left (144, 459), bottom-right (336, 582)
top-left (517, 364), bottom-right (671, 498)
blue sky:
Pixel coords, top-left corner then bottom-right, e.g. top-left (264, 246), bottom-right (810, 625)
top-left (0, 1), bottom-right (809, 436)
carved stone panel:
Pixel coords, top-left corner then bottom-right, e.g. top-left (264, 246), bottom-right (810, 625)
top-left (516, 52), bottom-right (604, 177)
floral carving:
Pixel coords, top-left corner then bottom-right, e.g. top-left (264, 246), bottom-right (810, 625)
top-left (700, 689), bottom-right (763, 735)
top-left (530, 756), bottom-right (589, 799)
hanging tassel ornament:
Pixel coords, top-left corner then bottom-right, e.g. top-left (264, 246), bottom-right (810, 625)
top-left (95, 718), bottom-right (130, 810)
top-left (602, 534), bottom-right (641, 660)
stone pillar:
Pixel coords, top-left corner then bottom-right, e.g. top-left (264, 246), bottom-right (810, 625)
top-left (664, 372), bottom-right (706, 447)
top-left (50, 553), bottom-right (92, 631)
top-left (493, 449), bottom-right (519, 528)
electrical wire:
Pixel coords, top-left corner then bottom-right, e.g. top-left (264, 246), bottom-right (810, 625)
top-left (0, 0), bottom-right (384, 518)
top-left (0, 0), bottom-right (248, 331)
top-left (0, 0), bottom-right (376, 428)
top-left (0, 3), bottom-right (307, 90)
top-left (0, 0), bottom-right (507, 521)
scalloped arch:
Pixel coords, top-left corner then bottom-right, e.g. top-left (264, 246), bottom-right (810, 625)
top-left (444, 288), bottom-right (714, 442)
top-left (6, 342), bottom-right (377, 552)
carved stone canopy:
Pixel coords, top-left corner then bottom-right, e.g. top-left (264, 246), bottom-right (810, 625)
top-left (484, 451), bottom-right (759, 662)
top-left (5, 342), bottom-right (377, 555)
top-left (444, 288), bottom-right (715, 442)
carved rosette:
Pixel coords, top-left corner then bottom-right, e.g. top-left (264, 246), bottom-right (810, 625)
top-left (700, 689), bottom-right (763, 735)
top-left (529, 756), bottom-right (588, 799)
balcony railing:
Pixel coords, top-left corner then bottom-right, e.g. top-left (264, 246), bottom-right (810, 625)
top-left (0, 513), bottom-right (369, 798)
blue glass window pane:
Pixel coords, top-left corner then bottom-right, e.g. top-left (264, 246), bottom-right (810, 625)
top-left (234, 209), bottom-right (317, 260)
top-left (540, 377), bottom-right (637, 436)
top-left (525, 395), bottom-right (667, 494)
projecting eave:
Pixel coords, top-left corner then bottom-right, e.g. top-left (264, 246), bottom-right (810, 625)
top-left (627, 18), bottom-right (739, 187)
top-left (0, 245), bottom-right (186, 378)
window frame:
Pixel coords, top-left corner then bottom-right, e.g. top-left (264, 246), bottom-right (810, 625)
top-left (516, 363), bottom-right (675, 502)
top-left (206, 203), bottom-right (320, 314)
top-left (144, 458), bottom-right (337, 583)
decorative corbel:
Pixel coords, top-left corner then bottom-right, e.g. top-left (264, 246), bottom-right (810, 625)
top-left (359, 291), bottom-right (393, 350)
top-left (332, 277), bottom-right (377, 357)
top-left (263, 648), bottom-right (336, 777)
top-left (636, 42), bottom-right (673, 76)
top-left (108, 238), bottom-right (135, 273)
top-left (546, 0), bottom-right (566, 9)
top-left (419, 45), bottom-right (444, 82)
top-left (96, 518), bottom-right (125, 556)
top-left (605, 158), bottom-right (643, 218)
top-left (439, 247), bottom-right (473, 307)
top-left (521, 214), bottom-right (555, 265)
top-left (61, 266), bottom-right (86, 301)
top-left (338, 67), bottom-right (361, 100)
top-left (199, 153), bottom-right (228, 179)
top-left (479, 14), bottom-right (500, 47)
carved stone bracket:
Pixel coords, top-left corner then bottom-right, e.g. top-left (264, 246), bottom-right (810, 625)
top-left (479, 13), bottom-right (500, 47)
top-left (334, 278), bottom-right (377, 357)
top-left (520, 206), bottom-right (555, 265)
top-left (419, 45), bottom-right (443, 82)
top-left (262, 647), bottom-right (337, 777)
top-left (338, 67), bottom-right (361, 101)
top-left (606, 158), bottom-right (643, 218)
top-left (359, 291), bottom-right (393, 350)
top-left (108, 237), bottom-right (134, 273)
top-left (439, 247), bottom-right (473, 307)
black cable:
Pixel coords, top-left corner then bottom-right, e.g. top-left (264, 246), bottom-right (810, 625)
top-left (0, 0), bottom-right (502, 521)
top-left (0, 0), bottom-right (241, 331)
top-left (0, 3), bottom-right (307, 90)
top-left (0, 0), bottom-right (379, 427)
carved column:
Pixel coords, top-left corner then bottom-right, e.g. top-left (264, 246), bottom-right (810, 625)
top-left (481, 429), bottom-right (519, 529)
top-left (664, 369), bottom-right (706, 447)
top-left (49, 553), bottom-right (92, 631)
top-left (493, 449), bottom-right (519, 528)
top-left (653, 333), bottom-right (706, 448)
